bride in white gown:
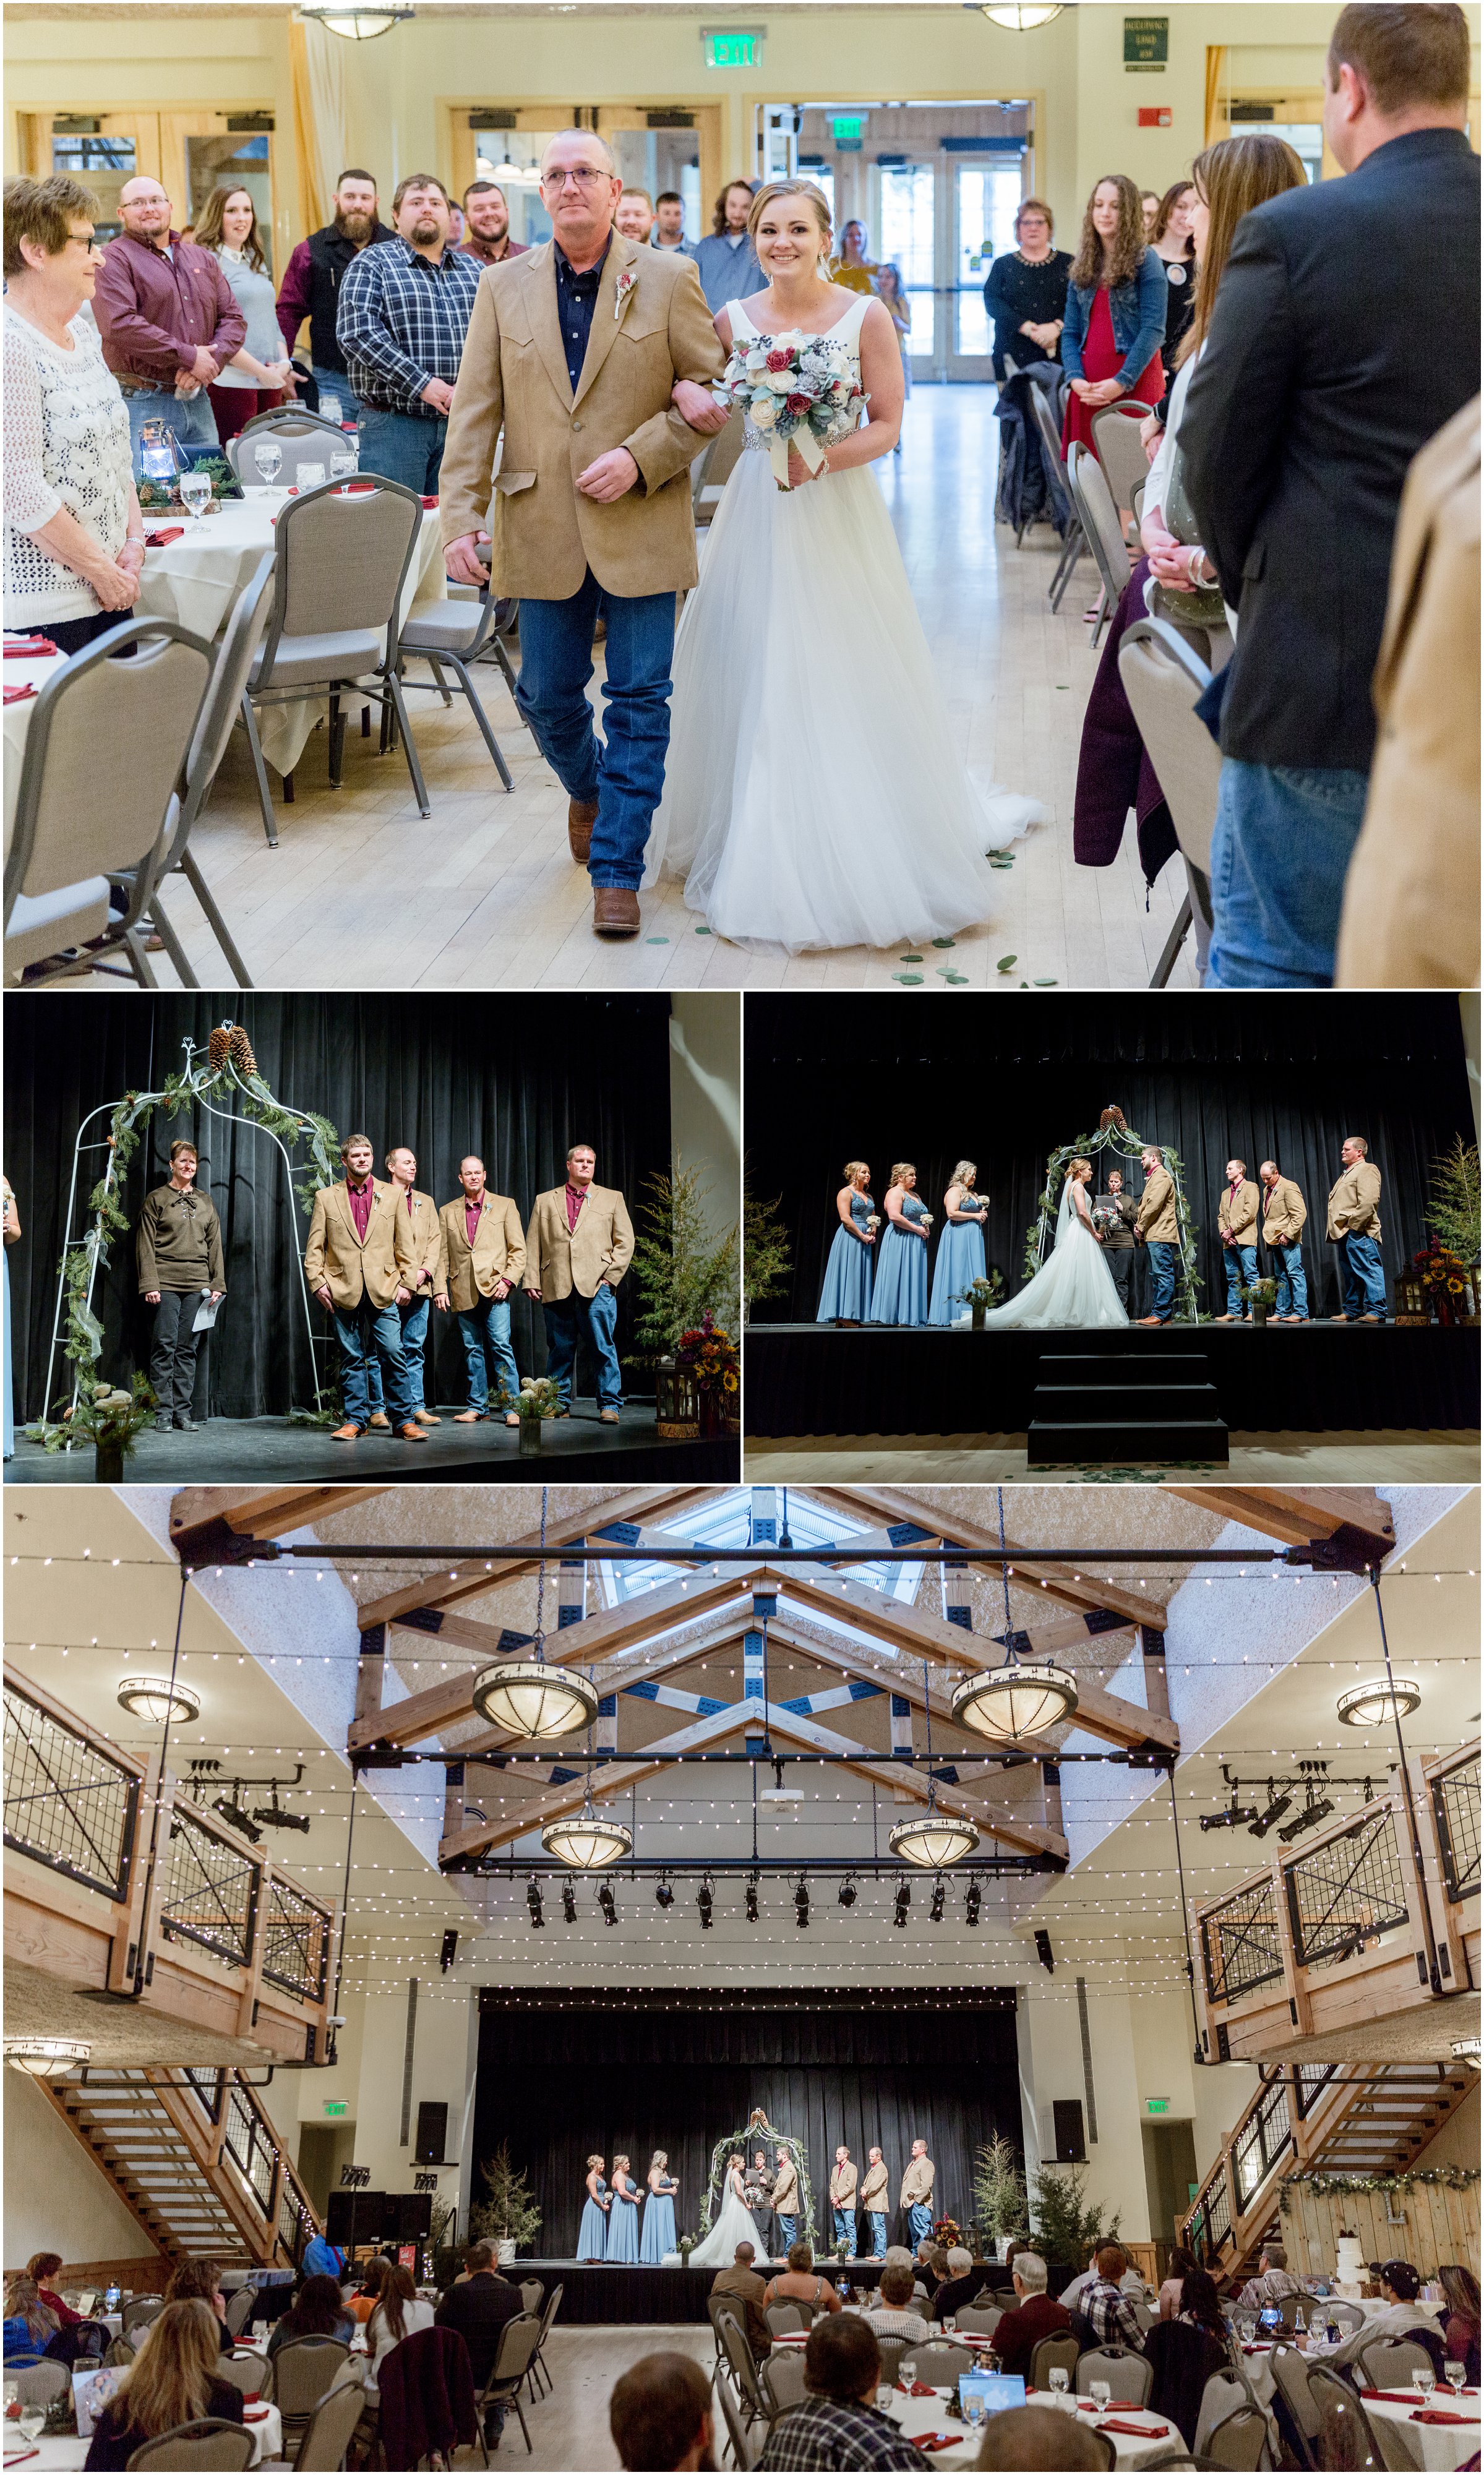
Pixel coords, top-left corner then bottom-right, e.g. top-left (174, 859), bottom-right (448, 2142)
top-left (689, 2151), bottom-right (763, 2269)
top-left (646, 179), bottom-right (1044, 954)
top-left (961, 1157), bottom-right (1129, 1331)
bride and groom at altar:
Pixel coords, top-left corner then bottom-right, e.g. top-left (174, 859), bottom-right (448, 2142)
top-left (440, 143), bottom-right (1042, 954)
top-left (973, 1144), bottom-right (1186, 1331)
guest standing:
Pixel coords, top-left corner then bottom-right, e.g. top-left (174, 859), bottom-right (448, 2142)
top-left (1180, 1), bottom-right (1480, 989)
top-left (1060, 173), bottom-right (1165, 454)
top-left (578, 2157), bottom-right (611, 2261)
top-left (1215, 1160), bottom-right (1261, 1323)
top-left (691, 180), bottom-right (764, 312)
top-left (607, 2157), bottom-right (641, 2262)
top-left (817, 1163), bottom-right (875, 1324)
top-left (458, 179), bottom-right (528, 268)
top-left (640, 2153), bottom-right (679, 2263)
top-left (983, 200), bottom-right (1071, 379)
top-left (617, 189), bottom-right (656, 243)
top-left (436, 1156), bottom-right (525, 1428)
top-left (653, 193), bottom-right (692, 254)
top-left (831, 220), bottom-right (880, 298)
top-left (928, 1161), bottom-right (987, 1327)
top-left (337, 172), bottom-right (480, 494)
top-left (192, 186), bottom-right (295, 443)
top-left (867, 1167), bottom-right (931, 1328)
top-left (1147, 181), bottom-right (1197, 381)
top-left (93, 176), bottom-right (245, 461)
top-left (1326, 1136), bottom-right (1386, 1323)
top-left (1134, 1148), bottom-right (1180, 1326)
top-left (1259, 1162), bottom-right (1309, 1323)
top-left (4, 174), bottom-right (144, 656)
top-left (137, 1140), bottom-right (225, 1436)
top-left (304, 1133), bottom-right (424, 1444)
top-left (859, 2150), bottom-right (890, 2262)
top-left (275, 168), bottom-right (392, 420)
top-left (524, 1144), bottom-right (634, 1424)
top-left (874, 264), bottom-right (912, 427)
top-left (899, 2140), bottom-right (935, 2249)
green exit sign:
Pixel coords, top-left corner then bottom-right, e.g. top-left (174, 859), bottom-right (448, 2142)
top-left (833, 117), bottom-right (865, 144)
top-left (1125, 14), bottom-right (1169, 67)
top-left (1145, 2097), bottom-right (1172, 2114)
top-left (322, 2100), bottom-right (348, 2117)
top-left (703, 27), bottom-right (763, 69)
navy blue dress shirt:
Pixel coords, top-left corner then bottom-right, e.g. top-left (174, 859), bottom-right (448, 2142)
top-left (554, 234), bottom-right (612, 393)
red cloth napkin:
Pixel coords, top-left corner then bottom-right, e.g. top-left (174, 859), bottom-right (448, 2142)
top-left (1099, 2420), bottom-right (1167, 2440)
top-left (420, 494), bottom-right (439, 508)
top-left (1410, 2409), bottom-right (1477, 2426)
top-left (2, 683), bottom-right (37, 705)
top-left (897, 2380), bottom-right (938, 2397)
top-left (1365, 2390), bottom-right (1448, 2406)
top-left (3, 637), bottom-right (56, 656)
top-left (145, 526), bottom-right (186, 546)
top-left (915, 2434), bottom-right (961, 2453)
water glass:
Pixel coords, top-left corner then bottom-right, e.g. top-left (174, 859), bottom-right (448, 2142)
top-left (3, 2378), bottom-right (17, 2418)
top-left (901, 2360), bottom-right (917, 2387)
top-left (1049, 2367), bottom-right (1070, 2395)
top-left (18, 2406), bottom-right (45, 2443)
top-left (297, 460), bottom-right (327, 493)
top-left (1446, 2361), bottom-right (1466, 2398)
top-left (876, 2385), bottom-right (894, 2412)
top-left (319, 392), bottom-right (343, 426)
top-left (253, 438), bottom-right (283, 487)
top-left (1415, 2367), bottom-right (1436, 2402)
top-left (330, 444), bottom-right (358, 486)
top-left (1090, 2381), bottom-right (1112, 2415)
top-left (179, 468), bottom-right (212, 521)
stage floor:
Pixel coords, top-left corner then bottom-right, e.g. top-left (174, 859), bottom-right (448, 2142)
top-left (6, 1400), bottom-right (739, 1485)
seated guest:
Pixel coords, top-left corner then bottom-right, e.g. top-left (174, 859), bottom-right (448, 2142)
top-left (1326, 2260), bottom-right (1446, 2373)
top-left (1083, 2244), bottom-right (1143, 2348)
top-left (1235, 2242), bottom-right (1303, 2314)
top-left (1143, 2268), bottom-right (1231, 2448)
top-left (974, 2404), bottom-right (1112, 2470)
top-left (763, 2242), bottom-right (843, 2321)
top-left (611, 2351), bottom-right (714, 2472)
top-left (1058, 2262), bottom-right (1099, 2311)
top-left (1440, 2265), bottom-right (1481, 2385)
top-left (931, 2249), bottom-right (981, 2323)
top-left (162, 2259), bottom-right (234, 2357)
top-left (84, 2300), bottom-right (245, 2471)
top-left (712, 2241), bottom-right (772, 2362)
top-left (982, 2252), bottom-right (1070, 2382)
top-left (434, 2241), bottom-right (522, 2443)
top-left (862, 2264), bottom-right (931, 2349)
top-left (24, 2255), bottom-right (84, 2327)
top-left (917, 2245), bottom-right (949, 2299)
top-left (365, 2263), bottom-right (435, 2372)
top-left (1159, 2245), bottom-right (1200, 2321)
top-left (756, 2314), bottom-right (923, 2473)
top-left (350, 2259), bottom-right (390, 2324)
top-left (265, 2272), bottom-right (355, 2359)
top-left (2, 2276), bottom-right (59, 2365)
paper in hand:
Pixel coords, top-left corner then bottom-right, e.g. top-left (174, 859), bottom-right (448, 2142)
top-left (192, 1290), bottom-right (220, 1333)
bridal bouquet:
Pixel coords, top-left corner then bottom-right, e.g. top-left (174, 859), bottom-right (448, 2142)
top-left (713, 330), bottom-right (867, 489)
top-left (1090, 1203), bottom-right (1123, 1237)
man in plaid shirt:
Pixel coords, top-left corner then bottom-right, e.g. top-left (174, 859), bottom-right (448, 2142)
top-left (337, 171), bottom-right (481, 495)
top-left (757, 2317), bottom-right (922, 2471)
top-left (1083, 2244), bottom-right (1144, 2349)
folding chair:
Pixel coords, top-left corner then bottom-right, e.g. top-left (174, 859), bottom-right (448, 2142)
top-left (1307, 2365), bottom-right (1382, 2470)
top-left (759, 2349), bottom-right (808, 2419)
top-left (526, 2279), bottom-right (562, 2398)
top-left (1267, 2342), bottom-right (1321, 2469)
top-left (1078, 2344), bottom-right (1153, 2406)
top-left (477, 2312), bottom-right (543, 2455)
top-left (717, 2310), bottom-right (769, 2430)
top-left (1027, 378), bottom-right (1087, 611)
top-left (124, 2419), bottom-right (256, 2469)
top-left (1092, 397), bottom-right (1157, 532)
top-left (713, 2362), bottom-right (758, 2469)
top-left (291, 2376), bottom-right (368, 2471)
top-left (1118, 615), bottom-right (1220, 987)
top-left (397, 588), bottom-right (516, 791)
top-left (1066, 440), bottom-right (1133, 648)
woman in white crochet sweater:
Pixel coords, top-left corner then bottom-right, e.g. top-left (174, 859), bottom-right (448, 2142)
top-left (4, 172), bottom-right (144, 651)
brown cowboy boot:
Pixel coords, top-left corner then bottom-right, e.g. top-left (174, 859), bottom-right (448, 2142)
top-left (593, 886), bottom-right (640, 937)
top-left (568, 797), bottom-right (598, 864)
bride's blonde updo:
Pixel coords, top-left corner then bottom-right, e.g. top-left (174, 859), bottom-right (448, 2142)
top-left (748, 179), bottom-right (834, 277)
top-left (1066, 1157), bottom-right (1094, 1183)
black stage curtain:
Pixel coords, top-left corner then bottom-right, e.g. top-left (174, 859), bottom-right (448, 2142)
top-left (473, 2000), bottom-right (1022, 2258)
top-left (3, 993), bottom-right (672, 1423)
top-left (745, 995), bottom-right (1473, 1325)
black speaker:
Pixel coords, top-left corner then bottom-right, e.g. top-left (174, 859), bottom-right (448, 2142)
top-left (1052, 2100), bottom-right (1086, 2163)
top-left (327, 2189), bottom-right (387, 2246)
top-left (395, 2192), bottom-right (433, 2241)
top-left (414, 2102), bottom-right (448, 2165)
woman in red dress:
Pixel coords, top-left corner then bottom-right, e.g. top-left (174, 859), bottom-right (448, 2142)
top-left (1061, 172), bottom-right (1168, 455)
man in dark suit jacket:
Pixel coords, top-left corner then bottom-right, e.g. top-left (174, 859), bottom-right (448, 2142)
top-left (1180, 1), bottom-right (1479, 991)
top-left (434, 2242), bottom-right (524, 2440)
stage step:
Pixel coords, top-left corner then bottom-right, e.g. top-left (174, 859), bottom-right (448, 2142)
top-left (1027, 1349), bottom-right (1229, 1467)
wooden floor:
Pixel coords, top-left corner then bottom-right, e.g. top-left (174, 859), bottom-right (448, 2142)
top-left (490, 2323), bottom-right (716, 2471)
top-left (744, 1430), bottom-right (1483, 1482)
top-left (124, 385), bottom-right (1192, 995)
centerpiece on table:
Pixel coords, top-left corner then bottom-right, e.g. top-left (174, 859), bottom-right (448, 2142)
top-left (1406, 1237), bottom-right (1477, 1328)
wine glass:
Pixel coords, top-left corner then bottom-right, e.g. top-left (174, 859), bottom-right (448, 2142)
top-left (1049, 2366), bottom-right (1070, 2409)
top-left (297, 460), bottom-right (326, 494)
top-left (3, 2377), bottom-right (18, 2421)
top-left (253, 437), bottom-right (283, 488)
top-left (901, 2359), bottom-right (917, 2388)
top-left (1446, 2361), bottom-right (1466, 2399)
top-left (319, 391), bottom-right (343, 427)
top-left (179, 468), bottom-right (212, 522)
top-left (17, 2404), bottom-right (45, 2444)
top-left (1090, 2380), bottom-right (1112, 2416)
top-left (1415, 2366), bottom-right (1436, 2403)
top-left (330, 444), bottom-right (358, 487)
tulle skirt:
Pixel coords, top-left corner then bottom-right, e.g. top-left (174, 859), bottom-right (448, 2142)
top-left (818, 1225), bottom-right (873, 1321)
top-left (966, 1216), bottom-right (1128, 1330)
top-left (645, 445), bottom-right (1044, 953)
top-left (929, 1219), bottom-right (987, 1326)
top-left (869, 1224), bottom-right (929, 1326)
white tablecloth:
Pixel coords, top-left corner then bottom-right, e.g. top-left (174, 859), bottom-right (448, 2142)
top-left (2, 653), bottom-right (66, 850)
top-left (885, 2390), bottom-right (1179, 2469)
top-left (2, 2403), bottom-right (282, 2468)
top-left (1362, 2396), bottom-right (1481, 2472)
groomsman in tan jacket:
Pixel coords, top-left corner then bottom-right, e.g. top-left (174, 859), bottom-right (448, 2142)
top-left (362, 1146), bottom-right (444, 1429)
top-left (829, 2148), bottom-right (858, 2252)
top-left (1326, 1136), bottom-right (1386, 1323)
top-left (1259, 1160), bottom-right (1309, 1323)
top-left (436, 1157), bottom-right (527, 1426)
top-left (525, 1143), bottom-right (634, 1422)
top-left (1216, 1160), bottom-right (1262, 1323)
top-left (1134, 1147), bottom-right (1180, 1326)
top-left (900, 2140), bottom-right (935, 2247)
top-left (304, 1133), bottom-right (425, 1443)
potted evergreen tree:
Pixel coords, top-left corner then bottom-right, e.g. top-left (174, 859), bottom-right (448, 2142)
top-left (973, 2135), bottom-right (1028, 2262)
top-left (471, 2144), bottom-right (542, 2267)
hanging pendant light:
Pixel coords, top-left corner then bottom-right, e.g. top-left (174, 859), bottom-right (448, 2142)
top-left (953, 1659), bottom-right (1078, 1743)
top-left (5, 2038), bottom-right (92, 2078)
top-left (542, 1796), bottom-right (633, 1871)
top-left (972, 2), bottom-right (1065, 27)
top-left (298, 6), bottom-right (416, 38)
top-left (470, 1488), bottom-right (598, 1740)
top-left (889, 1801), bottom-right (980, 1869)
top-left (1337, 1676), bottom-right (1421, 1727)
top-left (116, 1674), bottom-right (200, 1725)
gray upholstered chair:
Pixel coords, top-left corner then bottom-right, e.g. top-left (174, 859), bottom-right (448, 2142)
top-left (913, 2339), bottom-right (974, 2387)
top-left (1118, 615), bottom-right (1221, 987)
top-left (124, 2419), bottom-right (256, 2469)
top-left (759, 2348), bottom-right (808, 2418)
top-left (290, 2375), bottom-right (368, 2471)
top-left (1066, 439), bottom-right (1133, 648)
top-left (229, 407), bottom-right (351, 487)
top-left (1077, 2343), bottom-right (1153, 2406)
top-left (477, 2310), bottom-right (543, 2454)
top-left (396, 588), bottom-right (516, 790)
top-left (1026, 377), bottom-right (1086, 611)
top-left (1092, 397), bottom-right (1157, 530)
top-left (766, 2302), bottom-right (807, 2335)
top-left (9, 2359), bottom-right (70, 2409)
top-left (1029, 2329), bottom-right (1081, 2390)
top-left (1358, 2335), bottom-right (1443, 2390)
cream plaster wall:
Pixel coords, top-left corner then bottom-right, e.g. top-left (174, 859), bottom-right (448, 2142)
top-left (4, 2070), bottom-right (161, 2272)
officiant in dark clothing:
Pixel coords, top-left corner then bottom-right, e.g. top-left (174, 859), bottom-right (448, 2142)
top-left (1097, 1169), bottom-right (1141, 1317)
top-left (744, 2152), bottom-right (776, 2258)
top-left (137, 1139), bottom-right (225, 1435)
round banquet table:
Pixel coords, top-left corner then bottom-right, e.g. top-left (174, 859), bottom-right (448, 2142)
top-left (2, 2403), bottom-right (282, 2469)
top-left (883, 2389), bottom-right (1180, 2468)
top-left (1360, 2393), bottom-right (1481, 2472)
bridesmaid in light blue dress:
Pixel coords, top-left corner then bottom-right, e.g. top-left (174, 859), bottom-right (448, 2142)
top-left (817, 1162), bottom-right (877, 1323)
top-left (606, 2155), bottom-right (641, 2262)
top-left (639, 2151), bottom-right (679, 2263)
top-left (868, 1164), bottom-right (932, 1326)
top-left (929, 1160), bottom-right (989, 1326)
top-left (577, 2157), bottom-right (610, 2261)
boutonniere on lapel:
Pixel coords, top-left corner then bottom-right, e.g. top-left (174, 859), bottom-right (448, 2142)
top-left (614, 264), bottom-right (638, 322)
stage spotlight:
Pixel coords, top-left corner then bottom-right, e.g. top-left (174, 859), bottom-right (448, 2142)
top-left (893, 1882), bottom-right (911, 1928)
top-left (698, 1879), bottom-right (714, 1930)
top-left (656, 1877), bottom-right (675, 1908)
top-left (526, 1877), bottom-right (544, 1929)
top-left (929, 1876), bottom-right (946, 1923)
top-left (1277, 1795), bottom-right (1336, 1844)
top-left (598, 1882), bottom-right (618, 1926)
top-left (794, 1881), bottom-right (810, 1929)
top-left (253, 1800), bottom-right (311, 1834)
top-left (213, 1795), bottom-right (262, 1844)
top-left (561, 1884), bottom-right (577, 1924)
top-left (1034, 1928), bottom-right (1055, 1973)
top-left (838, 1876), bottom-right (857, 1908)
top-left (439, 1929), bottom-right (459, 1973)
top-left (745, 1880), bottom-right (760, 1923)
top-left (965, 1881), bottom-right (982, 1927)
top-left (1199, 1804), bottom-right (1258, 1832)
top-left (1248, 1793), bottom-right (1293, 1841)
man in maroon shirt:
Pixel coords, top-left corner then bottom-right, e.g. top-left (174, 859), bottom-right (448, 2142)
top-left (458, 179), bottom-right (528, 268)
top-left (94, 175), bottom-right (245, 467)
top-left (982, 2253), bottom-right (1071, 2382)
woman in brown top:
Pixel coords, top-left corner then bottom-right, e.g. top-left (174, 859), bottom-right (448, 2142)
top-left (136, 1138), bottom-right (224, 1435)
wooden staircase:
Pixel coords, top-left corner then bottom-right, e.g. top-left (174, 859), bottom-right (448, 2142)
top-left (44, 2066), bottom-right (324, 2269)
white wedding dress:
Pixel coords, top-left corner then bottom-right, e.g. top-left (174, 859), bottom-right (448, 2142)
top-left (645, 293), bottom-right (1044, 952)
top-left (690, 2166), bottom-right (765, 2269)
top-left (961, 1178), bottom-right (1128, 1330)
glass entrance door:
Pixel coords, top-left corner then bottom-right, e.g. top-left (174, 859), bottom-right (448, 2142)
top-left (878, 161), bottom-right (937, 380)
top-left (948, 158), bottom-right (1024, 380)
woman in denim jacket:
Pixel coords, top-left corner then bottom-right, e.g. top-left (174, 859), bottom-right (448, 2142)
top-left (1060, 171), bottom-right (1167, 453)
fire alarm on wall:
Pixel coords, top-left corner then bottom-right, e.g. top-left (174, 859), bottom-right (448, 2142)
top-left (1139, 106), bottom-right (1173, 127)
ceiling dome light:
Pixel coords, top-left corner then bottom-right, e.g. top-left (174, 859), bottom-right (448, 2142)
top-left (541, 1808), bottom-right (633, 1871)
top-left (472, 1660), bottom-right (597, 1740)
top-left (6, 2038), bottom-right (92, 2079)
top-left (1337, 1677), bottom-right (1421, 1727)
top-left (974, 2), bottom-right (1064, 27)
top-left (299, 6), bottom-right (415, 37)
top-left (1451, 2036), bottom-right (1480, 2067)
top-left (889, 1809), bottom-right (980, 1869)
top-left (953, 1660), bottom-right (1078, 1743)
top-left (116, 1675), bottom-right (200, 1726)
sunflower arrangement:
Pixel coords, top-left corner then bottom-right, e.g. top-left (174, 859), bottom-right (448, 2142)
top-left (1407, 1237), bottom-right (1477, 1324)
top-left (676, 1313), bottom-right (740, 1397)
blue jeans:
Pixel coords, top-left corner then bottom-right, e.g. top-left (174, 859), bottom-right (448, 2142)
top-left (333, 1300), bottom-right (414, 1430)
top-left (1207, 759), bottom-right (1370, 989)
top-left (909, 2203), bottom-right (933, 2246)
top-left (457, 1295), bottom-right (520, 1413)
top-left (356, 405), bottom-right (445, 494)
top-left (543, 1282), bottom-right (623, 1410)
top-left (126, 385), bottom-right (219, 470)
top-left (1271, 1241), bottom-right (1308, 1319)
top-left (1145, 1240), bottom-right (1177, 1321)
top-left (833, 2208), bottom-right (853, 2249)
top-left (311, 364), bottom-right (362, 423)
top-left (776, 2215), bottom-right (797, 2252)
top-left (867, 2213), bottom-right (887, 2260)
top-left (515, 570), bottom-right (676, 888)
top-left (367, 1293), bottom-right (431, 1413)
top-left (1222, 1243), bottom-right (1258, 1318)
top-left (1340, 1233), bottom-right (1386, 1319)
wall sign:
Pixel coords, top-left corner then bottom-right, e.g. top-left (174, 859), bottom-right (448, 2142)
top-left (1145, 2096), bottom-right (1172, 2114)
top-left (322, 2099), bottom-right (348, 2117)
top-left (702, 26), bottom-right (763, 69)
top-left (1124, 14), bottom-right (1169, 69)
top-left (833, 116), bottom-right (865, 150)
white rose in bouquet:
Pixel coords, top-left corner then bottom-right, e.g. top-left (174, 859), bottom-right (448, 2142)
top-left (750, 395), bottom-right (778, 429)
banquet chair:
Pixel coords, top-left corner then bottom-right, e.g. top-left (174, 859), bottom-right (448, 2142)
top-left (123, 2295), bottom-right (166, 2333)
top-left (1356, 2407), bottom-right (1425, 2475)
top-left (716, 2311), bottom-right (768, 2429)
top-left (223, 2286), bottom-right (259, 2339)
top-left (760, 2349), bottom-right (808, 2419)
top-left (526, 2279), bottom-right (562, 2398)
top-left (228, 408), bottom-right (351, 487)
top-left (9, 2361), bottom-right (69, 2409)
top-left (395, 587), bottom-right (516, 791)
top-left (914, 2340), bottom-right (974, 2386)
top-left (241, 476), bottom-right (428, 845)
top-left (1092, 398), bottom-right (1156, 531)
top-left (1078, 2346), bottom-right (1154, 2406)
top-left (954, 2306), bottom-right (1001, 2337)
top-left (1117, 616), bottom-right (1220, 987)
top-left (1201, 2406), bottom-right (1272, 2469)
top-left (212, 2354), bottom-right (262, 2394)
top-left (291, 2376), bottom-right (369, 2471)
top-left (4, 617), bottom-right (213, 990)
top-left (264, 2337), bottom-right (352, 2447)
top-left (1025, 378), bottom-right (1087, 611)
top-left (1066, 441), bottom-right (1133, 648)
top-left (477, 2311), bottom-right (543, 2455)
top-left (1267, 2344), bottom-right (1322, 2469)
top-left (875, 2337), bottom-right (909, 2390)
top-left (124, 2419), bottom-right (257, 2469)
top-left (518, 2281), bottom-right (544, 2317)
top-left (1357, 2336), bottom-right (1444, 2390)
top-left (1029, 2331), bottom-right (1082, 2391)
top-left (1306, 2365), bottom-right (1382, 2470)
top-left (766, 2303), bottom-right (807, 2335)
top-left (713, 2363), bottom-right (760, 2469)
top-left (708, 2296), bottom-right (739, 2372)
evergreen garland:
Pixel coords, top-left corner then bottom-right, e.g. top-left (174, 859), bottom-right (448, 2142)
top-left (1024, 1123), bottom-right (1203, 1323)
top-left (1279, 2166), bottom-right (1480, 2209)
top-left (697, 2113), bottom-right (818, 2249)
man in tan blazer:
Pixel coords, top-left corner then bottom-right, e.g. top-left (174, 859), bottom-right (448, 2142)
top-left (525, 1143), bottom-right (634, 1422)
top-left (1216, 1159), bottom-right (1262, 1324)
top-left (770, 2150), bottom-right (800, 2254)
top-left (434, 1157), bottom-right (526, 1427)
top-left (900, 2141), bottom-right (935, 2247)
top-left (860, 2148), bottom-right (890, 2261)
top-left (829, 2148), bottom-right (858, 2252)
top-left (1134, 1147), bottom-right (1180, 1326)
top-left (304, 1134), bottom-right (425, 1444)
top-left (1326, 1136), bottom-right (1386, 1323)
top-left (361, 1145), bottom-right (444, 1430)
top-left (1259, 1160), bottom-right (1309, 1324)
top-left (442, 129), bottom-right (727, 940)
